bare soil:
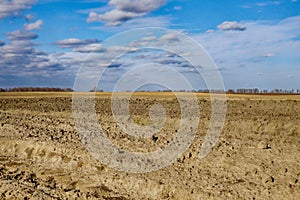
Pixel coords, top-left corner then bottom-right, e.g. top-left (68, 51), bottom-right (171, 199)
top-left (0, 92), bottom-right (299, 199)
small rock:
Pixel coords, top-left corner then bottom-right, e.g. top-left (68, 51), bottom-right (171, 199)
top-left (152, 135), bottom-right (158, 142)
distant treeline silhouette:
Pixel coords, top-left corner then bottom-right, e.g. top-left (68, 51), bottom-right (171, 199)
top-left (106, 88), bottom-right (300, 94)
top-left (226, 88), bottom-right (300, 94)
top-left (171, 88), bottom-right (300, 94)
top-left (0, 87), bottom-right (299, 94)
top-left (0, 87), bottom-right (73, 92)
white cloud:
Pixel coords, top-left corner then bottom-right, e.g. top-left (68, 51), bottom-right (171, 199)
top-left (72, 43), bottom-right (104, 53)
top-left (192, 15), bottom-right (300, 89)
top-left (24, 20), bottom-right (43, 31)
top-left (106, 45), bottom-right (138, 53)
top-left (0, 0), bottom-right (36, 20)
top-left (109, 0), bottom-right (166, 13)
top-left (91, 16), bottom-right (171, 31)
top-left (87, 10), bottom-right (142, 26)
top-left (0, 40), bottom-right (36, 55)
top-left (87, 0), bottom-right (166, 26)
top-left (0, 28), bottom-right (64, 79)
top-left (55, 38), bottom-right (100, 48)
top-left (7, 30), bottom-right (38, 41)
top-left (160, 32), bottom-right (180, 42)
top-left (217, 21), bottom-right (246, 31)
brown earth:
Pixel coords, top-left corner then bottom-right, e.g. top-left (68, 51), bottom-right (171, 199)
top-left (0, 92), bottom-right (299, 199)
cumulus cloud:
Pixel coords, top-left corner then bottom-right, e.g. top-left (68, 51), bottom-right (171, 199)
top-left (91, 16), bottom-right (171, 31)
top-left (0, 40), bottom-right (5, 46)
top-left (24, 20), bottom-right (43, 31)
top-left (217, 21), bottom-right (246, 31)
top-left (54, 38), bottom-right (100, 48)
top-left (7, 30), bottom-right (38, 41)
top-left (159, 32), bottom-right (180, 43)
top-left (87, 0), bottom-right (166, 26)
top-left (0, 28), bottom-right (64, 80)
top-left (0, 40), bottom-right (39, 55)
top-left (106, 45), bottom-right (138, 53)
top-left (87, 10), bottom-right (142, 26)
top-left (109, 0), bottom-right (166, 13)
top-left (1, 38), bottom-right (38, 57)
top-left (192, 15), bottom-right (300, 89)
top-left (0, 0), bottom-right (36, 20)
top-left (72, 43), bottom-right (104, 53)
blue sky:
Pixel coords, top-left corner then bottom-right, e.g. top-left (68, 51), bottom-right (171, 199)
top-left (0, 0), bottom-right (299, 91)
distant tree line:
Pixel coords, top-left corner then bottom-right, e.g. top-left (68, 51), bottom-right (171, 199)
top-left (105, 88), bottom-right (300, 94)
top-left (226, 88), bottom-right (300, 94)
top-left (0, 87), bottom-right (73, 92)
top-left (1, 87), bottom-right (299, 94)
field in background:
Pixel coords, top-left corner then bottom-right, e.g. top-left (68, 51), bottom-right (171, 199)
top-left (0, 92), bottom-right (299, 199)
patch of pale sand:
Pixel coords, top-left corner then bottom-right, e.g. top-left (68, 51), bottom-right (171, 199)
top-left (0, 139), bottom-right (181, 199)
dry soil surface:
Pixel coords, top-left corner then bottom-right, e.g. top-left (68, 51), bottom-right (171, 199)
top-left (0, 92), bottom-right (299, 199)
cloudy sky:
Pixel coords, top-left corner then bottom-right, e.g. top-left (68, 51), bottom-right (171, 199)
top-left (0, 0), bottom-right (299, 91)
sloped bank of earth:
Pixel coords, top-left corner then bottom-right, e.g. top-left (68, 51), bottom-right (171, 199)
top-left (0, 94), bottom-right (299, 199)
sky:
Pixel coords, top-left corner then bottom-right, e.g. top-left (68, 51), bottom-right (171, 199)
top-left (0, 0), bottom-right (299, 91)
